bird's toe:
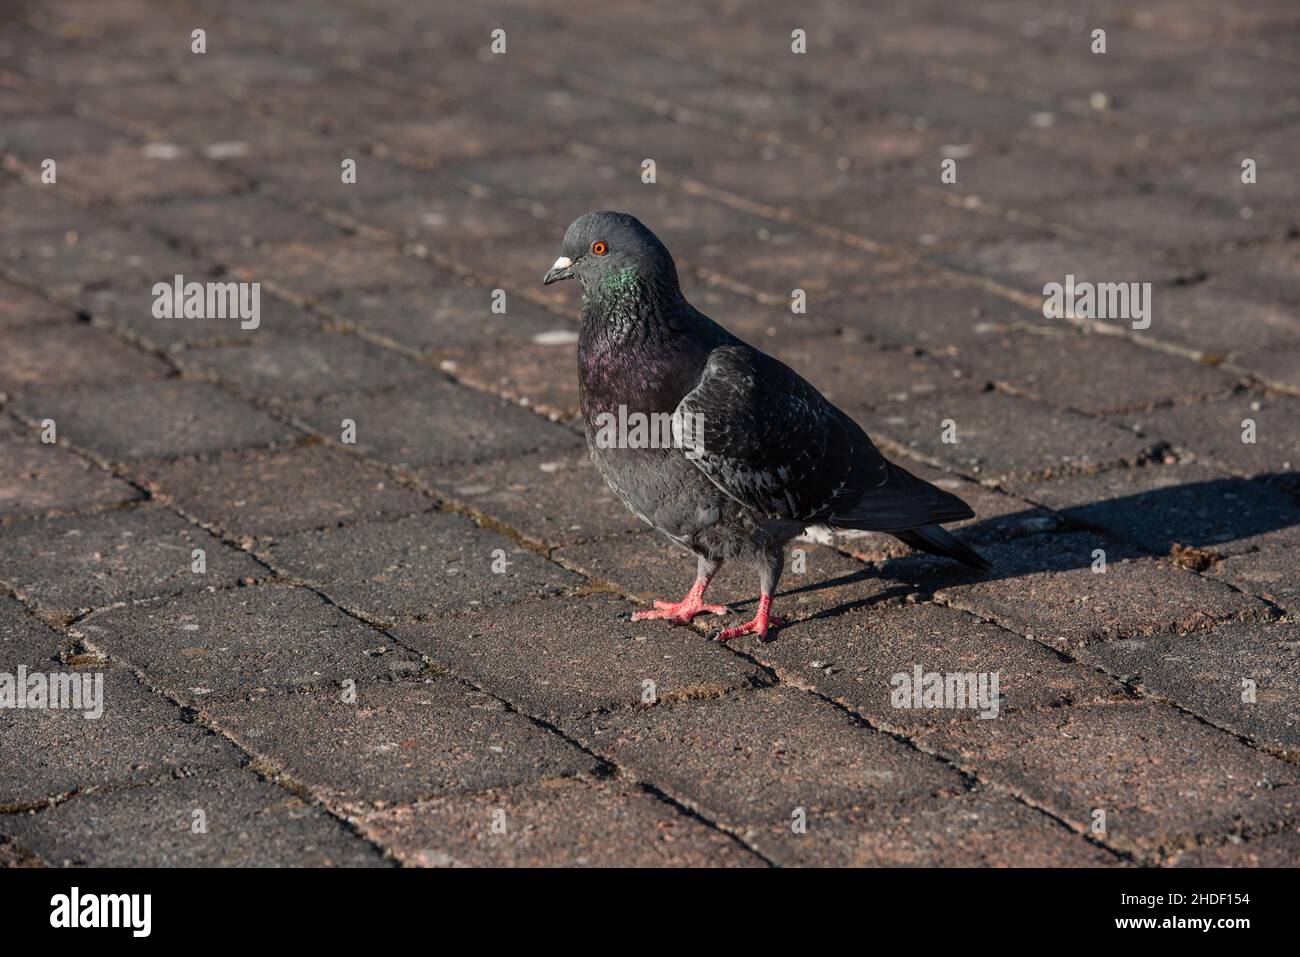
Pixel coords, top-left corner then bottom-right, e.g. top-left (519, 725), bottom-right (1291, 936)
top-left (712, 613), bottom-right (783, 642)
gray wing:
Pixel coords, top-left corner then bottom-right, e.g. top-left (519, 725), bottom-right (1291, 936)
top-left (672, 344), bottom-right (973, 530)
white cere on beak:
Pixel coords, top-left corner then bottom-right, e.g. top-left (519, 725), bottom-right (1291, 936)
top-left (550, 256), bottom-right (572, 271)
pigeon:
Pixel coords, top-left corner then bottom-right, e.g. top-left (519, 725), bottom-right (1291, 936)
top-left (544, 211), bottom-right (989, 641)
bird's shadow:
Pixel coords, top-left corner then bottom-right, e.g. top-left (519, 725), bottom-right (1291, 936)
top-left (746, 472), bottom-right (1300, 626)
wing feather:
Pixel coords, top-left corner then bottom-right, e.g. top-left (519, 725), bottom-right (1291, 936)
top-left (673, 345), bottom-right (973, 530)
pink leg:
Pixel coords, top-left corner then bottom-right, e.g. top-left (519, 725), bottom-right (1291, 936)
top-left (631, 577), bottom-right (728, 625)
top-left (713, 593), bottom-right (784, 642)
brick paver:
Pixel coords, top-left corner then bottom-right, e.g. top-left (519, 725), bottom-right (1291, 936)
top-left (74, 584), bottom-right (426, 701)
top-left (1, 665), bottom-right (244, 809)
top-left (2, 770), bottom-right (387, 867)
top-left (0, 0), bottom-right (1296, 867)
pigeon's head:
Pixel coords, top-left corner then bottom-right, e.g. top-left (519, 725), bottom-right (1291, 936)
top-left (542, 211), bottom-right (678, 295)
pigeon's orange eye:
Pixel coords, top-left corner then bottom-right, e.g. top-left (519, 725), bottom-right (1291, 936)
top-left (591, 240), bottom-right (608, 256)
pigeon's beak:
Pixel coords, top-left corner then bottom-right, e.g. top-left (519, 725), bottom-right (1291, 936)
top-left (542, 256), bottom-right (575, 285)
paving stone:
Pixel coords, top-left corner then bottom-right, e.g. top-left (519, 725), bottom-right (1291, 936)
top-left (286, 380), bottom-right (578, 469)
top-left (225, 239), bottom-right (438, 299)
top-left (201, 1), bottom-right (397, 46)
top-left (458, 225), bottom-right (575, 311)
top-left (357, 777), bottom-right (764, 867)
top-left (0, 769), bottom-right (386, 866)
top-left (447, 152), bottom-right (614, 202)
top-left (38, 0), bottom-right (206, 48)
top-left (236, 153), bottom-right (444, 211)
top-left (376, 113), bottom-right (563, 166)
top-left (0, 593), bottom-right (67, 666)
top-left (246, 79), bottom-right (424, 128)
top-left (0, 322), bottom-right (171, 394)
top-left (138, 443), bottom-right (432, 540)
top-left (76, 584), bottom-right (423, 702)
top-left (804, 118), bottom-right (950, 171)
top-left (690, 217), bottom-right (894, 298)
top-left (14, 379), bottom-right (299, 461)
top-left (1009, 117), bottom-right (1185, 175)
top-left (525, 34), bottom-right (728, 95)
top-left (961, 23), bottom-right (1183, 100)
top-left (581, 687), bottom-right (964, 831)
top-left (0, 665), bottom-right (242, 807)
top-left (203, 676), bottom-right (600, 810)
top-left (83, 283), bottom-right (323, 350)
top-left (1017, 463), bottom-right (1300, 557)
top-left (688, 282), bottom-right (839, 343)
top-left (129, 193), bottom-right (351, 252)
top-left (1206, 544), bottom-right (1300, 614)
top-left (1118, 52), bottom-right (1300, 132)
top-left (1, 222), bottom-right (201, 299)
top-left (0, 114), bottom-right (127, 160)
top-left (157, 109), bottom-right (332, 157)
top-left (0, 836), bottom-right (42, 867)
top-left (1167, 129), bottom-right (1300, 216)
top-left (1138, 283), bottom-right (1300, 361)
top-left (0, 177), bottom-right (90, 239)
top-left (55, 146), bottom-right (248, 205)
top-left (428, 445), bottom-right (643, 547)
top-left (914, 701), bottom-right (1300, 859)
top-left (1173, 828), bottom-right (1300, 868)
top-left (1077, 620), bottom-right (1300, 757)
top-left (0, 87), bottom-right (56, 116)
top-left (4, 41), bottom-right (178, 90)
top-left (588, 122), bottom-right (822, 201)
top-left (441, 338), bottom-right (582, 420)
top-left (266, 511), bottom-right (581, 623)
top-left (1029, 189), bottom-right (1284, 253)
top-left (471, 81), bottom-right (636, 141)
top-left (0, 278), bottom-right (75, 328)
top-left (1121, 394), bottom-right (1300, 476)
top-left (937, 329), bottom-right (1238, 414)
top-left (321, 281), bottom-right (567, 354)
top-left (80, 82), bottom-right (250, 129)
top-left (872, 387), bottom-right (1155, 483)
top-left (394, 593), bottom-right (767, 723)
top-left (670, 144), bottom-right (846, 209)
top-left (361, 189), bottom-right (542, 252)
top-left (886, 84), bottom-right (1044, 136)
top-left (816, 190), bottom-right (1052, 251)
top-left (0, 417), bottom-right (140, 517)
top-left (666, 11), bottom-right (847, 62)
top-left (174, 49), bottom-right (325, 87)
top-left (814, 283), bottom-right (1058, 353)
top-left (935, 237), bottom-right (1187, 301)
top-left (930, 532), bottom-right (1276, 652)
top-left (729, 601), bottom-right (1125, 735)
top-left (1233, 342), bottom-right (1300, 394)
top-left (750, 790), bottom-right (1120, 867)
top-left (1202, 241), bottom-right (1300, 305)
top-left (175, 332), bottom-right (431, 401)
top-left (0, 506), bottom-right (266, 617)
top-left (914, 144), bottom-right (1115, 208)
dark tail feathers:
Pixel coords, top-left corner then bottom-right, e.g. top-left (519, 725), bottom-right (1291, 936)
top-left (893, 525), bottom-right (990, 572)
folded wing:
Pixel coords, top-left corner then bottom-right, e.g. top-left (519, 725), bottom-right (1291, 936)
top-left (673, 345), bottom-right (973, 530)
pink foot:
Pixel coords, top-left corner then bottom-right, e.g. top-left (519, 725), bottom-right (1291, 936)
top-left (713, 594), bottom-right (783, 642)
top-left (630, 578), bottom-right (728, 626)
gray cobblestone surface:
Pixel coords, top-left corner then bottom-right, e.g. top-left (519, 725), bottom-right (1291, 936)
top-left (0, 0), bottom-right (1297, 866)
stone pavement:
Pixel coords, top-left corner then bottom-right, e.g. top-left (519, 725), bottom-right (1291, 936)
top-left (1, 0), bottom-right (1298, 867)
